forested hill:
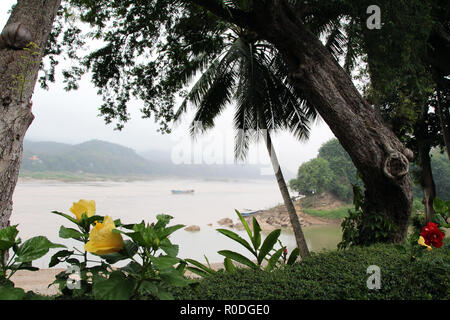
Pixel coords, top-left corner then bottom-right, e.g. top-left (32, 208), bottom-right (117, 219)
top-left (22, 140), bottom-right (158, 175)
top-left (21, 140), bottom-right (273, 179)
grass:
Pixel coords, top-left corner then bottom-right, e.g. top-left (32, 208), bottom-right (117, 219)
top-left (301, 199), bottom-right (425, 220)
top-left (302, 206), bottom-right (352, 220)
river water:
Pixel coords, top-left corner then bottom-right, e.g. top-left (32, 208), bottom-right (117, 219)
top-left (11, 178), bottom-right (342, 268)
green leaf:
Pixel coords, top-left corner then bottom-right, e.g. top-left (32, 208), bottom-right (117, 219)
top-left (58, 226), bottom-right (84, 240)
top-left (432, 214), bottom-right (447, 227)
top-left (218, 250), bottom-right (258, 269)
top-left (100, 251), bottom-right (128, 264)
top-left (150, 256), bottom-right (180, 272)
top-left (154, 214), bottom-right (173, 229)
top-left (159, 238), bottom-right (179, 257)
top-left (252, 217), bottom-right (262, 250)
top-left (265, 248), bottom-right (284, 272)
top-left (257, 229), bottom-right (281, 265)
top-left (287, 248), bottom-right (300, 265)
top-left (138, 280), bottom-right (158, 296)
top-left (49, 250), bottom-right (74, 268)
top-left (0, 225), bottom-right (19, 250)
top-left (16, 236), bottom-right (65, 263)
top-left (52, 211), bottom-right (79, 225)
top-left (120, 261), bottom-right (142, 274)
top-left (122, 240), bottom-right (138, 258)
top-left (185, 258), bottom-right (216, 275)
top-left (433, 198), bottom-right (447, 214)
top-left (176, 260), bottom-right (187, 273)
top-left (12, 262), bottom-right (39, 272)
top-left (93, 271), bottom-right (136, 300)
top-left (235, 209), bottom-right (253, 241)
top-left (217, 229), bottom-right (256, 256)
top-left (186, 266), bottom-right (210, 278)
top-left (223, 257), bottom-right (236, 272)
top-left (158, 224), bottom-right (185, 239)
top-left (0, 286), bottom-right (26, 300)
top-left (160, 269), bottom-right (190, 287)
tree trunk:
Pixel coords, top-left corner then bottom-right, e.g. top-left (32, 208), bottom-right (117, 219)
top-left (418, 143), bottom-right (436, 223)
top-left (0, 0), bottom-right (61, 230)
top-left (262, 130), bottom-right (310, 258)
top-left (191, 1), bottom-right (414, 242)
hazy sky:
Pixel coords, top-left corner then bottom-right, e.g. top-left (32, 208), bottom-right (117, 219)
top-left (1, 1), bottom-right (335, 174)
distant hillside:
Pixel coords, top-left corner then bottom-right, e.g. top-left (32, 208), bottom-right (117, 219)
top-left (22, 140), bottom-right (161, 176)
top-left (21, 140), bottom-right (275, 180)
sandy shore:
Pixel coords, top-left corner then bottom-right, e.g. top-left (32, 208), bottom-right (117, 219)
top-left (10, 269), bottom-right (64, 296)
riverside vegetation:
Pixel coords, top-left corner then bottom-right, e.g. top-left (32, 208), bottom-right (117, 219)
top-left (0, 198), bottom-right (448, 300)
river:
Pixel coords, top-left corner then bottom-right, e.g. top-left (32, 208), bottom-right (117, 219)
top-left (11, 178), bottom-right (342, 268)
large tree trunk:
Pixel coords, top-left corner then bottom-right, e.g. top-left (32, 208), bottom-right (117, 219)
top-left (192, 0), bottom-right (414, 242)
top-left (0, 0), bottom-right (61, 230)
top-left (262, 130), bottom-right (310, 258)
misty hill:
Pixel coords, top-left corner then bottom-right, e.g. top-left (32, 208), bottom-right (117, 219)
top-left (22, 140), bottom-right (159, 175)
top-left (21, 140), bottom-right (276, 180)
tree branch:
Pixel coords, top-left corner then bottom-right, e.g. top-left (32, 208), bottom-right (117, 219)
top-left (186, 0), bottom-right (256, 30)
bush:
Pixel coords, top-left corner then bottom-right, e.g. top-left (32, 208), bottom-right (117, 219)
top-left (170, 242), bottom-right (450, 300)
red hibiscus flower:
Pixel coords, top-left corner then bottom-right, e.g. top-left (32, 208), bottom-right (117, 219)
top-left (420, 222), bottom-right (445, 248)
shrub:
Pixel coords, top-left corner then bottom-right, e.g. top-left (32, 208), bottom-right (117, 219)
top-left (170, 242), bottom-right (450, 300)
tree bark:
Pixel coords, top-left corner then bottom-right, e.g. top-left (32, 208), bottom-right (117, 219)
top-left (0, 0), bottom-right (61, 230)
top-left (262, 130), bottom-right (310, 258)
top-left (191, 0), bottom-right (414, 242)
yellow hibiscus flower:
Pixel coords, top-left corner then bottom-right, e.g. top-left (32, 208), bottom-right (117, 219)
top-left (418, 236), bottom-right (432, 251)
top-left (70, 199), bottom-right (96, 221)
top-left (85, 216), bottom-right (124, 255)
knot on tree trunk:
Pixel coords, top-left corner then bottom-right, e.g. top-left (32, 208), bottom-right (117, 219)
top-left (383, 152), bottom-right (409, 180)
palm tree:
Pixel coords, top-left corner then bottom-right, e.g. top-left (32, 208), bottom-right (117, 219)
top-left (174, 28), bottom-right (317, 258)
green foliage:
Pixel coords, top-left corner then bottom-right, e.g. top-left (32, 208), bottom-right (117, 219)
top-left (91, 214), bottom-right (190, 300)
top-left (430, 151), bottom-right (450, 200)
top-left (338, 184), bottom-right (397, 249)
top-left (49, 203), bottom-right (190, 300)
top-left (186, 210), bottom-right (298, 277)
top-left (21, 140), bottom-right (155, 176)
top-left (302, 206), bottom-right (352, 220)
top-left (171, 242), bottom-right (450, 300)
top-left (0, 225), bottom-right (65, 300)
top-left (49, 209), bottom-right (108, 298)
top-left (432, 197), bottom-right (450, 228)
top-left (290, 139), bottom-right (360, 202)
top-left (290, 158), bottom-right (334, 196)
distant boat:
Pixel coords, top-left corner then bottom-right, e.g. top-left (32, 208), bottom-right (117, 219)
top-left (241, 210), bottom-right (262, 217)
top-left (171, 189), bottom-right (195, 194)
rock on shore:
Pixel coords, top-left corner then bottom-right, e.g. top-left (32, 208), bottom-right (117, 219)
top-left (227, 199), bottom-right (341, 232)
top-left (184, 225), bottom-right (201, 232)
